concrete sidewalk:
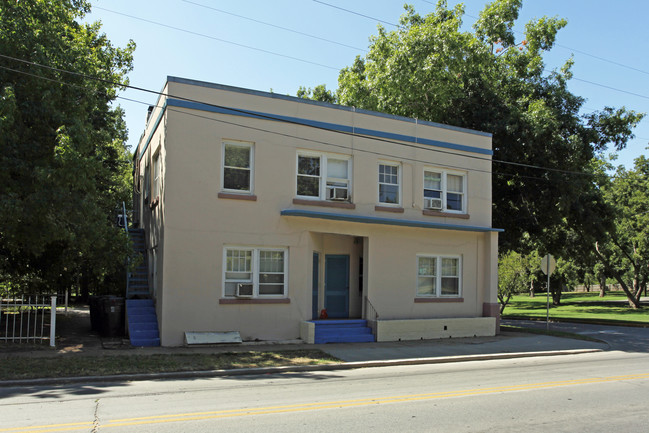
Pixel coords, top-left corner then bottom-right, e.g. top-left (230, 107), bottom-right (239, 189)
top-left (0, 307), bottom-right (608, 387)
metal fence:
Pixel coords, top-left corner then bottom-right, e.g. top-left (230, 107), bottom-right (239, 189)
top-left (0, 294), bottom-right (57, 346)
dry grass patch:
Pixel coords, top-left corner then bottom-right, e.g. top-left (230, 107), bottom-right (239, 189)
top-left (0, 350), bottom-right (341, 381)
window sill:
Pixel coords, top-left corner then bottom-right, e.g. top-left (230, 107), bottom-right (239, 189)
top-left (422, 210), bottom-right (469, 219)
top-left (414, 297), bottom-right (464, 303)
top-left (219, 298), bottom-right (290, 304)
top-left (293, 198), bottom-right (355, 209)
top-left (375, 205), bottom-right (404, 213)
top-left (218, 192), bottom-right (257, 201)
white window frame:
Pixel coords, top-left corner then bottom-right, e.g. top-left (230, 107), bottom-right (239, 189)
top-left (296, 151), bottom-right (352, 201)
top-left (378, 161), bottom-right (401, 206)
top-left (423, 168), bottom-right (467, 213)
top-left (221, 140), bottom-right (254, 194)
top-left (143, 162), bottom-right (150, 203)
top-left (416, 255), bottom-right (462, 298)
top-left (222, 246), bottom-right (289, 298)
top-left (153, 149), bottom-right (161, 199)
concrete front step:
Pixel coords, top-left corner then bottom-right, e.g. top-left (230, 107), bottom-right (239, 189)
top-left (312, 319), bottom-right (375, 344)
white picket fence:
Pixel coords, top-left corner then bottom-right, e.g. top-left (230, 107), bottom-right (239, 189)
top-left (0, 294), bottom-right (57, 346)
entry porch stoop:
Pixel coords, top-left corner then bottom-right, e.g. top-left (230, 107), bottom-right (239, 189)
top-left (311, 319), bottom-right (375, 344)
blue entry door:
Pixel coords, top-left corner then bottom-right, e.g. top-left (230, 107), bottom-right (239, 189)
top-left (325, 255), bottom-right (350, 318)
top-left (312, 253), bottom-right (319, 320)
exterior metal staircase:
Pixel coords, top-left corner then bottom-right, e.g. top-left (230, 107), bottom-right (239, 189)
top-left (126, 299), bottom-right (160, 347)
top-left (312, 319), bottom-right (375, 344)
top-left (127, 229), bottom-right (150, 298)
top-left (125, 228), bottom-right (160, 346)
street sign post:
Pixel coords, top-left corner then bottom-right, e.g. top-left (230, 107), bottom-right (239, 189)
top-left (540, 254), bottom-right (556, 331)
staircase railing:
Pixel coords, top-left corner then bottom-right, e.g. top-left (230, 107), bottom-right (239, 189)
top-left (364, 296), bottom-right (379, 337)
top-left (121, 202), bottom-right (130, 297)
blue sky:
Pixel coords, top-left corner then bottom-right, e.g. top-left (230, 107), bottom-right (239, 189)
top-left (87, 0), bottom-right (649, 169)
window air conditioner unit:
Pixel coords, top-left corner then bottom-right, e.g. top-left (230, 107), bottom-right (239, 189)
top-left (328, 186), bottom-right (349, 201)
top-left (424, 198), bottom-right (443, 210)
top-left (236, 283), bottom-right (253, 298)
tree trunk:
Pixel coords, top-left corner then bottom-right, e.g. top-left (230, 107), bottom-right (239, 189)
top-left (80, 272), bottom-right (90, 303)
top-left (529, 279), bottom-right (535, 298)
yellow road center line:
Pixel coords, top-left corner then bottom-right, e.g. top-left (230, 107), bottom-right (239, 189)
top-left (5, 372), bottom-right (649, 432)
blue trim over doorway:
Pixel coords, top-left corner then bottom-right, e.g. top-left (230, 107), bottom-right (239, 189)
top-left (281, 209), bottom-right (504, 233)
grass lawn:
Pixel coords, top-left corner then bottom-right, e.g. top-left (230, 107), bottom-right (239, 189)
top-left (502, 291), bottom-right (649, 324)
top-left (0, 350), bottom-right (341, 381)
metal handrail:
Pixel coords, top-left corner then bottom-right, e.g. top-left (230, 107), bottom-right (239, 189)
top-left (364, 296), bottom-right (379, 339)
top-left (121, 201), bottom-right (129, 233)
top-left (122, 202), bottom-right (130, 297)
top-left (364, 296), bottom-right (379, 321)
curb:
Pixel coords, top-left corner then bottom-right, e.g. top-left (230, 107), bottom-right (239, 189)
top-left (0, 348), bottom-right (603, 388)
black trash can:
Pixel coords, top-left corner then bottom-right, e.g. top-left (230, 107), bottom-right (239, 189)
top-left (88, 295), bottom-right (104, 333)
top-left (100, 296), bottom-right (125, 337)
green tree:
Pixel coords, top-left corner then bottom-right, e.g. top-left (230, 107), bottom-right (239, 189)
top-left (297, 84), bottom-right (337, 104)
top-left (302, 0), bottom-right (643, 254)
top-left (498, 250), bottom-right (528, 313)
top-left (588, 157), bottom-right (649, 308)
top-left (0, 0), bottom-right (135, 297)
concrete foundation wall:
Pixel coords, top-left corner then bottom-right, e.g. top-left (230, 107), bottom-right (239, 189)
top-left (376, 317), bottom-right (497, 342)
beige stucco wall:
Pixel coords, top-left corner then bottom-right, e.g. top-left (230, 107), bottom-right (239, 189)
top-left (376, 317), bottom-right (497, 342)
top-left (134, 78), bottom-right (499, 346)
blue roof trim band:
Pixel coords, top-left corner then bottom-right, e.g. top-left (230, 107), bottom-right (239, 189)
top-left (167, 76), bottom-right (492, 138)
top-left (166, 98), bottom-right (493, 156)
top-left (281, 209), bottom-right (504, 233)
top-left (138, 100), bottom-right (167, 162)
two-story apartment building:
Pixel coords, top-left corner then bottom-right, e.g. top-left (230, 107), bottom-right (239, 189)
top-left (133, 76), bottom-right (501, 346)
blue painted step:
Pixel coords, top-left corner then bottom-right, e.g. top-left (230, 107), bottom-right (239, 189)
top-left (127, 299), bottom-right (160, 347)
top-left (312, 319), bottom-right (375, 344)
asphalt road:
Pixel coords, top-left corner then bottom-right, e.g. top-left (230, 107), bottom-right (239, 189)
top-left (1, 349), bottom-right (648, 432)
top-left (503, 319), bottom-right (649, 352)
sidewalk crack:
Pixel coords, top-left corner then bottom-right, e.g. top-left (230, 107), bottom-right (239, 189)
top-left (91, 399), bottom-right (100, 432)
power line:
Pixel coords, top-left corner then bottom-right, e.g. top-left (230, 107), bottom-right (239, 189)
top-left (4, 62), bottom-right (642, 183)
top-left (181, 0), bottom-right (367, 53)
top-left (570, 76), bottom-right (649, 101)
top-left (0, 54), bottom-right (613, 179)
top-left (419, 0), bottom-right (649, 77)
top-left (92, 6), bottom-right (340, 71)
top-left (312, 0), bottom-right (399, 27)
top-left (93, 5), bottom-right (649, 104)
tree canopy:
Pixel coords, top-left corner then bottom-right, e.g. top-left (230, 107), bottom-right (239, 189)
top-left (300, 0), bottom-right (644, 255)
top-left (0, 0), bottom-right (135, 295)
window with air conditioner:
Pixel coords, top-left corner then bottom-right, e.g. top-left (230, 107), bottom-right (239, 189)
top-left (424, 169), bottom-right (466, 213)
top-left (236, 283), bottom-right (253, 297)
top-left (223, 247), bottom-right (288, 298)
top-left (296, 153), bottom-right (351, 202)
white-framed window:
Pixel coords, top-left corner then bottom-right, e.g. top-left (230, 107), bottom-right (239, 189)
top-left (423, 169), bottom-right (466, 213)
top-left (296, 152), bottom-right (351, 201)
top-left (223, 247), bottom-right (288, 298)
top-left (153, 150), bottom-right (161, 198)
top-left (143, 162), bottom-right (150, 203)
top-left (378, 162), bottom-right (401, 205)
top-left (417, 255), bottom-right (461, 297)
top-left (222, 140), bottom-right (254, 193)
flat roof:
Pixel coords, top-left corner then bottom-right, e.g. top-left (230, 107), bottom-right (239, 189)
top-left (167, 76), bottom-right (492, 138)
